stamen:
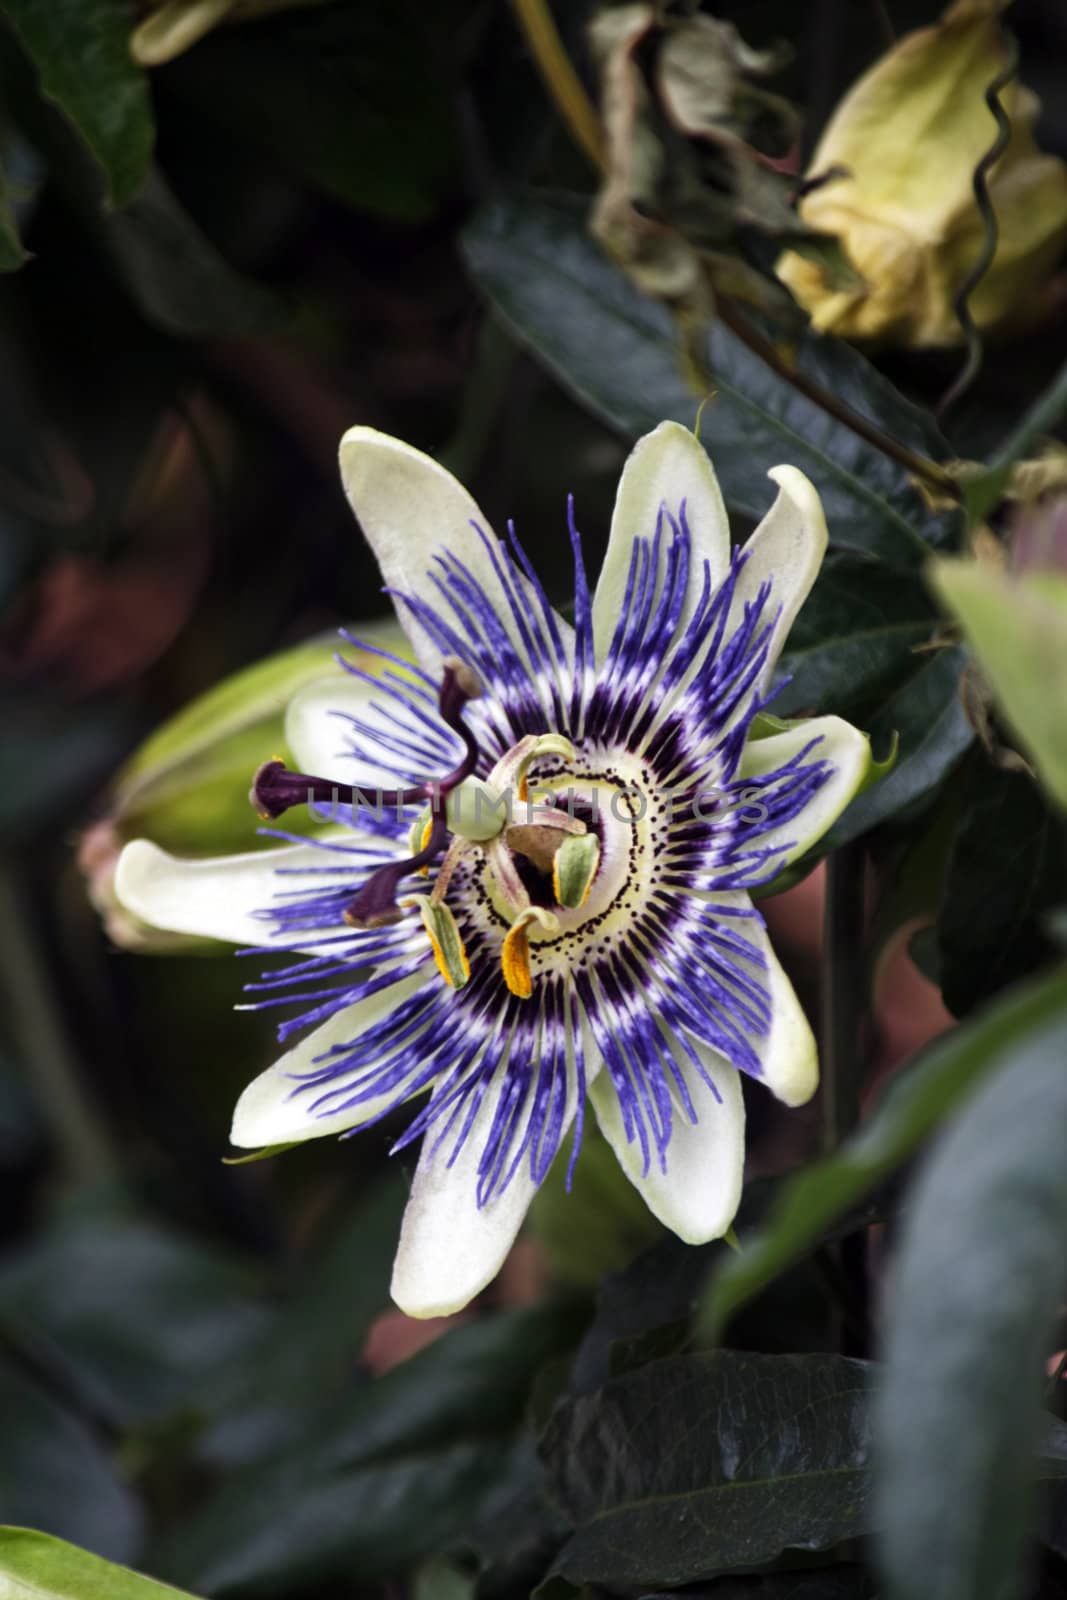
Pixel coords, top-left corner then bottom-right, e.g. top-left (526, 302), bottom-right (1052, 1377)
top-left (404, 896), bottom-right (471, 989)
top-left (485, 732), bottom-right (577, 806)
top-left (501, 907), bottom-right (560, 1000)
top-left (486, 837), bottom-right (530, 919)
top-left (408, 807), bottom-right (433, 874)
top-left (505, 820), bottom-right (582, 874)
top-left (553, 832), bottom-right (601, 908)
top-left (430, 834), bottom-right (474, 906)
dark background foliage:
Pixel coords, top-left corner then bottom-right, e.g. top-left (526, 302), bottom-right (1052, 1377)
top-left (2, 2), bottom-right (1067, 1598)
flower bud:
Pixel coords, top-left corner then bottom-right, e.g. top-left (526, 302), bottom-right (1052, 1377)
top-left (776, 0), bottom-right (1067, 346)
top-left (82, 622), bottom-right (410, 950)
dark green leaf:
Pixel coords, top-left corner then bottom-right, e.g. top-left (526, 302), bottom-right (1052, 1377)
top-left (463, 194), bottom-right (959, 566)
top-left (774, 557), bottom-right (937, 719)
top-left (576, 1181), bottom-right (881, 1396)
top-left (161, 3), bottom-right (457, 223)
top-left (101, 167), bottom-right (288, 338)
top-left (0, 1201), bottom-right (271, 1428)
top-left (819, 646), bottom-right (973, 849)
top-left (469, 1443), bottom-right (570, 1600)
top-left (0, 1358), bottom-right (142, 1562)
top-left (0, 1527), bottom-right (201, 1600)
top-left (698, 969), bottom-right (1067, 1341)
top-left (1, 0), bottom-right (153, 205)
top-left (875, 981), bottom-right (1067, 1600)
top-left (937, 765), bottom-right (1067, 1018)
top-left (156, 1303), bottom-right (587, 1592)
top-left (169, 1436), bottom-right (526, 1597)
top-left (544, 1351), bottom-right (873, 1588)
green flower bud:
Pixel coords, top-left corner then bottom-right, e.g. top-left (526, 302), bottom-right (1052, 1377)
top-left (81, 622), bottom-right (410, 950)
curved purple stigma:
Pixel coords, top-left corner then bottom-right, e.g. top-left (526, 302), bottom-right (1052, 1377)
top-left (250, 657), bottom-right (483, 927)
top-left (344, 812), bottom-right (450, 929)
top-left (249, 760), bottom-right (419, 821)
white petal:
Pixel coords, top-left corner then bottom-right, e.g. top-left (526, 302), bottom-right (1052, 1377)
top-left (757, 938), bottom-right (819, 1106)
top-left (231, 973), bottom-right (430, 1147)
top-left (729, 465), bottom-right (828, 689)
top-left (593, 421), bottom-right (730, 665)
top-left (338, 426), bottom-right (572, 680)
top-left (114, 837), bottom-right (379, 951)
top-left (390, 1020), bottom-right (594, 1318)
top-left (589, 1040), bottom-right (745, 1244)
top-left (739, 715), bottom-right (872, 870)
top-left (686, 892), bottom-right (819, 1108)
top-left (286, 674), bottom-right (461, 791)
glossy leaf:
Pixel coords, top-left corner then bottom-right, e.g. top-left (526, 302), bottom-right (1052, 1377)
top-left (937, 765), bottom-right (1067, 1017)
top-left (543, 1351), bottom-right (873, 1588)
top-left (0, 1360), bottom-right (142, 1562)
top-left (819, 646), bottom-right (973, 849)
top-left (463, 193), bottom-right (959, 566)
top-left (0, 1528), bottom-right (201, 1600)
top-left (875, 983), bottom-right (1067, 1600)
top-left (1, 0), bottom-right (154, 206)
top-left (774, 557), bottom-right (937, 719)
top-left (699, 969), bottom-right (1067, 1341)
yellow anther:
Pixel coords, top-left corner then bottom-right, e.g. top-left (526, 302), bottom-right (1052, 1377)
top-left (408, 808), bottom-right (435, 874)
top-left (501, 906), bottom-right (559, 1000)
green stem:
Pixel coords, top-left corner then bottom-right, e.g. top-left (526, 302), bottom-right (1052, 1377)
top-left (0, 864), bottom-right (118, 1185)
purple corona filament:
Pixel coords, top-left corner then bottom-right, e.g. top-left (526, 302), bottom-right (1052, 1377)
top-left (251, 657), bottom-right (483, 927)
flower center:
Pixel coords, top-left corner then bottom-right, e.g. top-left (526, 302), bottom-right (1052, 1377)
top-left (248, 662), bottom-right (663, 1001)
